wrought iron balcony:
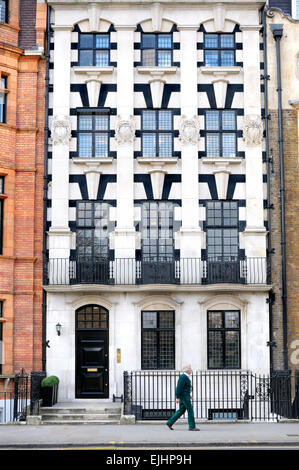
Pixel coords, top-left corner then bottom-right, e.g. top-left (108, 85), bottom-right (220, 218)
top-left (44, 256), bottom-right (269, 286)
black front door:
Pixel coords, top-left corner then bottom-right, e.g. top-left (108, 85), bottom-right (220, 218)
top-left (75, 305), bottom-right (109, 398)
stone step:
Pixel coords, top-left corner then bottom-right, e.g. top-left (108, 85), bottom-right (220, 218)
top-left (41, 407), bottom-right (121, 415)
top-left (42, 413), bottom-right (120, 421)
top-left (41, 420), bottom-right (121, 425)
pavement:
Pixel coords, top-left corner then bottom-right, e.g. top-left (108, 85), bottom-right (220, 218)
top-left (0, 420), bottom-right (299, 449)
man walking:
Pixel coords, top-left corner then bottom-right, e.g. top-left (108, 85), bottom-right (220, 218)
top-left (166, 365), bottom-right (200, 431)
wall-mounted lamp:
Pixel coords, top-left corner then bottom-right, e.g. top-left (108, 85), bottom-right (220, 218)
top-left (56, 323), bottom-right (62, 336)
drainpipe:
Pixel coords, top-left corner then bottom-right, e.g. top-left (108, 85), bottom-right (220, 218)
top-left (42, 5), bottom-right (51, 372)
top-left (270, 23), bottom-right (288, 371)
top-left (262, 6), bottom-right (274, 373)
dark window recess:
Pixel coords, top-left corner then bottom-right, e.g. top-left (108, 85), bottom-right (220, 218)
top-left (79, 33), bottom-right (110, 66)
top-left (141, 110), bottom-right (173, 157)
top-left (205, 110), bottom-right (237, 158)
top-left (0, 77), bottom-right (7, 124)
top-left (207, 310), bottom-right (241, 369)
top-left (204, 33), bottom-right (235, 67)
top-left (141, 33), bottom-right (172, 66)
top-left (77, 113), bottom-right (110, 158)
top-left (0, 1), bottom-right (8, 23)
top-left (141, 310), bottom-right (175, 370)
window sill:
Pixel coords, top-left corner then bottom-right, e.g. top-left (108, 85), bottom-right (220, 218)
top-left (137, 66), bottom-right (177, 76)
top-left (201, 157), bottom-right (243, 164)
top-left (200, 66), bottom-right (242, 76)
top-left (73, 66), bottom-right (114, 75)
top-left (137, 157), bottom-right (178, 165)
top-left (72, 157), bottom-right (114, 164)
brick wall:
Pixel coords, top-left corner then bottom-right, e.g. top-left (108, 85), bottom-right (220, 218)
top-left (268, 108), bottom-right (299, 372)
top-left (0, 1), bottom-right (46, 387)
top-left (19, 0), bottom-right (37, 49)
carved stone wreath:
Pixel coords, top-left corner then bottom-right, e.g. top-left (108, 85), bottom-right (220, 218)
top-left (51, 116), bottom-right (72, 145)
top-left (115, 116), bottom-right (136, 145)
top-left (178, 115), bottom-right (200, 145)
top-left (243, 115), bottom-right (264, 147)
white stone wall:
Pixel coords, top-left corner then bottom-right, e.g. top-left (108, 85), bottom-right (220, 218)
top-left (46, 0), bottom-right (270, 401)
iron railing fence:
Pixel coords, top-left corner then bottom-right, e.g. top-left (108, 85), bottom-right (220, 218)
top-left (13, 370), bottom-right (29, 422)
top-left (44, 257), bottom-right (269, 286)
top-left (123, 370), bottom-right (299, 422)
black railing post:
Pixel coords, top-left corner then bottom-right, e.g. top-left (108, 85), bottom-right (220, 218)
top-left (30, 371), bottom-right (46, 415)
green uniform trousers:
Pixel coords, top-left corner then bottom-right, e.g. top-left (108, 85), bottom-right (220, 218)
top-left (167, 396), bottom-right (196, 429)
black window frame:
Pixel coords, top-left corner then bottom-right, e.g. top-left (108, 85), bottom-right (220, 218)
top-left (204, 32), bottom-right (236, 67)
top-left (141, 33), bottom-right (173, 66)
top-left (205, 110), bottom-right (237, 158)
top-left (141, 201), bottom-right (175, 262)
top-left (76, 304), bottom-right (109, 330)
top-left (0, 1), bottom-right (8, 24)
top-left (78, 32), bottom-right (111, 67)
top-left (77, 110), bottom-right (110, 158)
top-left (141, 310), bottom-right (175, 370)
top-left (76, 201), bottom-right (113, 260)
top-left (206, 201), bottom-right (239, 260)
top-left (141, 109), bottom-right (174, 158)
top-left (0, 76), bottom-right (7, 124)
top-left (207, 310), bottom-right (241, 369)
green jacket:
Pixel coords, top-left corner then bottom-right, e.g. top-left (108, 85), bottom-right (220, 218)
top-left (175, 373), bottom-right (192, 399)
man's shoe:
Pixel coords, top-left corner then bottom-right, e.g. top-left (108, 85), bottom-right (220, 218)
top-left (189, 427), bottom-right (200, 431)
top-left (166, 423), bottom-right (174, 430)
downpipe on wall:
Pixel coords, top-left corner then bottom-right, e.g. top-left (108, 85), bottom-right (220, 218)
top-left (269, 22), bottom-right (288, 371)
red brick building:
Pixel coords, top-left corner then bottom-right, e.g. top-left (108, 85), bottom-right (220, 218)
top-left (0, 0), bottom-right (47, 390)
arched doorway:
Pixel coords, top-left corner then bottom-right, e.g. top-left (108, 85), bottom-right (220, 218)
top-left (75, 304), bottom-right (109, 398)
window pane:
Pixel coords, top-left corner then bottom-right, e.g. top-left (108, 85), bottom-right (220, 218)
top-left (142, 331), bottom-right (158, 369)
top-left (206, 111), bottom-right (220, 130)
top-left (205, 34), bottom-right (218, 48)
top-left (95, 50), bottom-right (109, 66)
top-left (79, 115), bottom-right (92, 130)
top-left (142, 49), bottom-right (156, 66)
top-left (158, 111), bottom-right (172, 130)
top-left (206, 133), bottom-right (220, 157)
top-left (159, 311), bottom-right (174, 329)
top-left (158, 34), bottom-right (172, 49)
top-left (221, 50), bottom-right (234, 66)
top-left (222, 111), bottom-right (236, 130)
top-left (0, 1), bottom-right (6, 22)
top-left (225, 331), bottom-right (240, 368)
top-left (95, 133), bottom-right (108, 157)
top-left (143, 311), bottom-right (157, 329)
top-left (96, 34), bottom-right (110, 48)
top-left (80, 34), bottom-right (93, 49)
top-left (225, 311), bottom-right (239, 329)
top-left (157, 51), bottom-right (172, 66)
top-left (142, 133), bottom-right (156, 157)
top-left (95, 115), bottom-right (109, 131)
top-left (79, 50), bottom-right (93, 66)
top-left (208, 312), bottom-right (223, 328)
top-left (159, 331), bottom-right (175, 369)
top-left (220, 34), bottom-right (234, 48)
top-left (159, 133), bottom-right (172, 157)
top-left (205, 50), bottom-right (219, 67)
top-left (143, 111), bottom-right (156, 130)
top-left (142, 34), bottom-right (156, 48)
top-left (78, 134), bottom-right (92, 157)
top-left (222, 133), bottom-right (236, 157)
top-left (208, 331), bottom-right (223, 368)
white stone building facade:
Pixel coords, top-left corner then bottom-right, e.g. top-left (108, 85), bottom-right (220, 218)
top-left (45, 0), bottom-right (271, 403)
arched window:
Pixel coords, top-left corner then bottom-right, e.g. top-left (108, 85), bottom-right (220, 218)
top-left (76, 304), bottom-right (108, 329)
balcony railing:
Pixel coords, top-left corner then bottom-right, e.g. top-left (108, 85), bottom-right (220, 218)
top-left (44, 257), bottom-right (269, 286)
